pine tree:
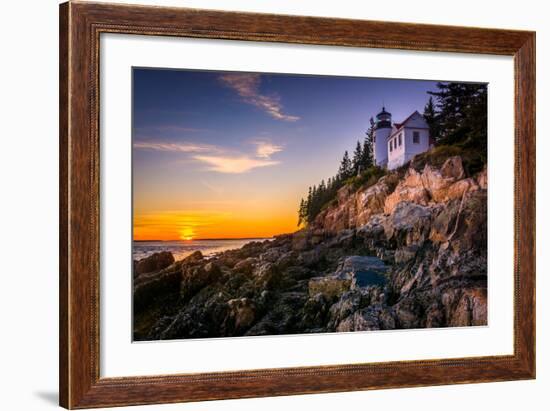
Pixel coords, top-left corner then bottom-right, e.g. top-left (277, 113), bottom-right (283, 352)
top-left (351, 140), bottom-right (363, 175)
top-left (423, 96), bottom-right (439, 143)
top-left (361, 117), bottom-right (375, 169)
top-left (308, 185), bottom-right (318, 222)
top-left (338, 150), bottom-right (353, 181)
top-left (305, 186), bottom-right (313, 222)
top-left (319, 179), bottom-right (326, 193)
top-left (427, 82), bottom-right (487, 150)
top-left (298, 198), bottom-right (306, 226)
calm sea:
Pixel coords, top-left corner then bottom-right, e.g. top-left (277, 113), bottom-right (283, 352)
top-left (133, 238), bottom-right (270, 262)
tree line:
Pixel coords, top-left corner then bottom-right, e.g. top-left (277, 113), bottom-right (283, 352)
top-left (297, 118), bottom-right (376, 226)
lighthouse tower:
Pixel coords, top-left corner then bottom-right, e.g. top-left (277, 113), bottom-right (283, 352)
top-left (373, 107), bottom-right (392, 168)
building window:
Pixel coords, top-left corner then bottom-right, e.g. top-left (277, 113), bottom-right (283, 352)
top-left (398, 133), bottom-right (402, 146)
top-left (413, 131), bottom-right (420, 144)
top-left (389, 141), bottom-right (392, 152)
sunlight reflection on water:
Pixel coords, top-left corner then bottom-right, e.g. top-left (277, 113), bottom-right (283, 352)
top-left (133, 238), bottom-right (270, 261)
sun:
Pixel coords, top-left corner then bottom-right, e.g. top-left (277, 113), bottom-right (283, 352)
top-left (179, 227), bottom-right (195, 241)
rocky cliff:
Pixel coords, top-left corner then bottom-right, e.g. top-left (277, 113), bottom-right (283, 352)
top-left (134, 156), bottom-right (487, 340)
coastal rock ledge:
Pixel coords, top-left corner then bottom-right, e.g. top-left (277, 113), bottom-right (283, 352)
top-left (133, 156), bottom-right (487, 340)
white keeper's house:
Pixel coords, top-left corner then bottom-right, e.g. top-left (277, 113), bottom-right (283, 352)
top-left (372, 107), bottom-right (432, 170)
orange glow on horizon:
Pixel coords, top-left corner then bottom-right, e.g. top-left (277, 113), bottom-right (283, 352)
top-left (133, 210), bottom-right (297, 241)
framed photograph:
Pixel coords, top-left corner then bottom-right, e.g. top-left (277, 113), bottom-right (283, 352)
top-left (59, 1), bottom-right (535, 408)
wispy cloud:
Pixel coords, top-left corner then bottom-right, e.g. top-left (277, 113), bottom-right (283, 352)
top-left (253, 140), bottom-right (284, 159)
top-left (193, 155), bottom-right (279, 174)
top-left (219, 73), bottom-right (300, 122)
top-left (133, 141), bottom-right (214, 153)
top-left (134, 138), bottom-right (284, 174)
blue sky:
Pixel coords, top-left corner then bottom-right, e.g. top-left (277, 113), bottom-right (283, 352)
top-left (132, 68), bottom-right (439, 240)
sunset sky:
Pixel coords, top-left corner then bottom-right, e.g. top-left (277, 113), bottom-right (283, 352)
top-left (132, 68), bottom-right (438, 241)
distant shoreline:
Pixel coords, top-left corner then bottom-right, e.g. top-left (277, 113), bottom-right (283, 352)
top-left (133, 237), bottom-right (275, 243)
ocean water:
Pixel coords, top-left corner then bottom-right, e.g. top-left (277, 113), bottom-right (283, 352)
top-left (133, 238), bottom-right (270, 262)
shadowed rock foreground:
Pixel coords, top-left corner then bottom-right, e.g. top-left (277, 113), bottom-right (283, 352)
top-left (133, 156), bottom-right (487, 341)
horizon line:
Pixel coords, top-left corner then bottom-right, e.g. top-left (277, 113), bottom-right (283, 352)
top-left (133, 235), bottom-right (288, 242)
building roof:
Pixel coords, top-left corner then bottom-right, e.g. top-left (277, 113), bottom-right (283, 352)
top-left (386, 111), bottom-right (429, 140)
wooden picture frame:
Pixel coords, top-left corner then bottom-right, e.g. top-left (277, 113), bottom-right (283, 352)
top-left (59, 1), bottom-right (535, 408)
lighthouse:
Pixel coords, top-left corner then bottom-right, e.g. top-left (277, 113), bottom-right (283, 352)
top-left (373, 106), bottom-right (392, 168)
top-left (371, 106), bottom-right (432, 170)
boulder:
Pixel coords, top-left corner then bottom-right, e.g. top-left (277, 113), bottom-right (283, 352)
top-left (383, 202), bottom-right (433, 247)
top-left (336, 306), bottom-right (381, 332)
top-left (320, 204), bottom-right (351, 234)
top-left (180, 261), bottom-right (222, 300)
top-left (299, 293), bottom-right (329, 330)
top-left (217, 254), bottom-right (239, 268)
top-left (253, 262), bottom-right (282, 290)
top-left (236, 241), bottom-right (265, 259)
top-left (134, 251), bottom-right (175, 276)
top-left (259, 247), bottom-right (283, 263)
top-left (429, 200), bottom-right (460, 244)
top-left (335, 303), bottom-right (398, 332)
top-left (447, 178), bottom-right (479, 201)
top-left (182, 250), bottom-right (204, 264)
top-left (421, 157), bottom-right (468, 202)
top-left (204, 261), bottom-right (221, 277)
top-left (355, 179), bottom-right (391, 225)
top-left (440, 155), bottom-right (466, 180)
top-left (152, 287), bottom-right (233, 340)
top-left (133, 263), bottom-right (182, 311)
top-left (451, 191), bottom-right (487, 252)
top-left (233, 257), bottom-right (257, 275)
top-left (327, 290), bottom-right (368, 330)
top-left (384, 185), bottom-right (430, 215)
top-left (384, 168), bottom-right (430, 214)
top-left (245, 292), bottom-right (308, 336)
top-left (393, 297), bottom-right (423, 329)
top-left (297, 247), bottom-right (325, 267)
top-left (308, 256), bottom-right (388, 299)
top-left (444, 287), bottom-right (487, 327)
top-left (336, 313), bottom-right (377, 332)
top-left (274, 251), bottom-right (297, 270)
top-left (430, 190), bottom-right (487, 252)
top-left (308, 273), bottom-right (353, 300)
top-left (357, 214), bottom-right (386, 240)
top-left (336, 256), bottom-right (388, 289)
top-left (226, 298), bottom-right (257, 333)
